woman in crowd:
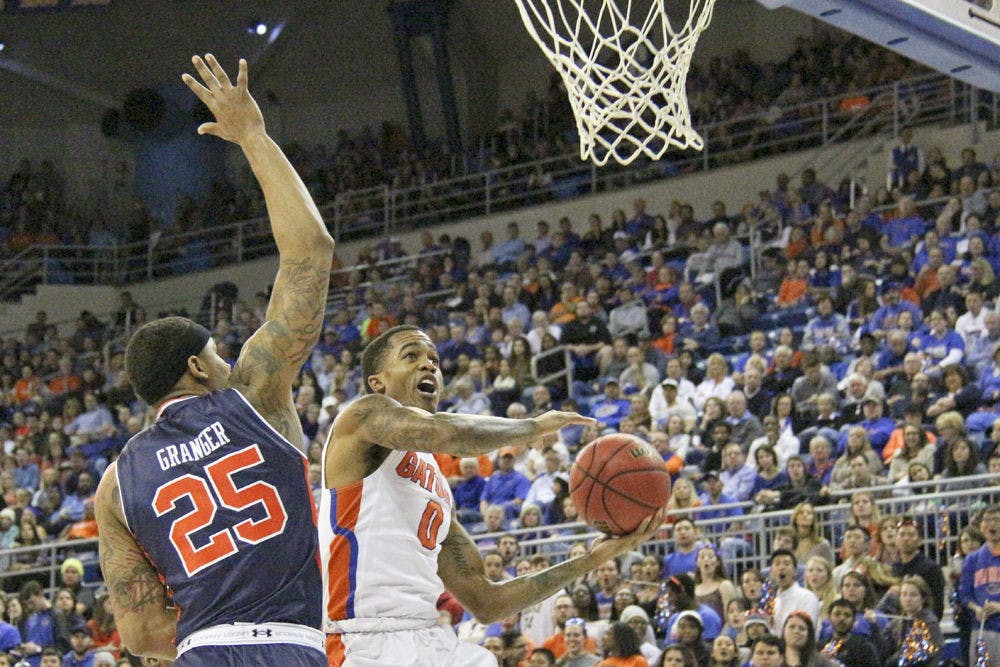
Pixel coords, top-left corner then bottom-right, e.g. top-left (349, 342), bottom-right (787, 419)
top-left (599, 621), bottom-right (649, 667)
top-left (706, 634), bottom-right (741, 667)
top-left (516, 503), bottom-right (543, 553)
top-left (884, 575), bottom-right (943, 667)
top-left (830, 427), bottom-right (883, 489)
top-left (888, 424), bottom-right (936, 482)
top-left (939, 436), bottom-right (986, 490)
top-left (790, 502), bottom-right (835, 564)
top-left (664, 477), bottom-right (700, 524)
top-left (52, 587), bottom-right (84, 655)
top-left (749, 445), bottom-right (787, 505)
top-left (488, 358), bottom-right (520, 416)
top-left (655, 645), bottom-right (697, 667)
top-left (721, 598), bottom-right (750, 646)
top-left (804, 556), bottom-right (837, 620)
top-left (819, 571), bottom-right (888, 656)
top-left (873, 514), bottom-right (900, 566)
top-left (845, 491), bottom-right (883, 557)
top-left (774, 456), bottom-right (825, 509)
top-left (694, 398), bottom-right (727, 451)
top-left (771, 393), bottom-right (804, 439)
top-left (925, 364), bottom-right (981, 420)
top-left (665, 415), bottom-right (696, 462)
top-left (694, 546), bottom-right (737, 621)
top-left (0, 593), bottom-right (21, 654)
top-left (738, 570), bottom-right (764, 607)
top-left (783, 611), bottom-right (838, 667)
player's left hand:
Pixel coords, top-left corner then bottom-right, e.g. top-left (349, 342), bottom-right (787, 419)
top-left (182, 54), bottom-right (265, 145)
top-left (587, 506), bottom-right (668, 561)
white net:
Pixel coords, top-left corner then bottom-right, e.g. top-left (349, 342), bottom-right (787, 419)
top-left (513, 0), bottom-right (717, 166)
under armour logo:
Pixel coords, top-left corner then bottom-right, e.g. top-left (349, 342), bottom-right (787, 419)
top-left (251, 629), bottom-right (273, 637)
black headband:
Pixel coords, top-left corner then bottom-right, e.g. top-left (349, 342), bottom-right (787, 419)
top-left (140, 322), bottom-right (211, 403)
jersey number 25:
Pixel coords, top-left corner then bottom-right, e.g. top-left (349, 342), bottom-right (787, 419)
top-left (152, 445), bottom-right (288, 576)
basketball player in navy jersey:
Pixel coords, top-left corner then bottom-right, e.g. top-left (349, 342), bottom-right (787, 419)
top-left (94, 55), bottom-right (333, 666)
top-left (321, 325), bottom-right (666, 665)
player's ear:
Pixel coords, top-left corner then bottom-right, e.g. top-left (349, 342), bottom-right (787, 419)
top-left (187, 354), bottom-right (208, 379)
top-left (367, 374), bottom-right (384, 393)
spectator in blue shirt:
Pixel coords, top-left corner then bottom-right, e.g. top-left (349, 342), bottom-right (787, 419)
top-left (13, 447), bottom-right (39, 493)
top-left (838, 395), bottom-right (895, 458)
top-left (880, 196), bottom-right (927, 250)
top-left (697, 472), bottom-right (750, 567)
top-left (870, 282), bottom-right (923, 336)
top-left (453, 457), bottom-right (486, 525)
top-left (662, 518), bottom-right (702, 578)
top-left (492, 222), bottom-right (526, 271)
top-left (480, 447), bottom-right (531, 520)
top-left (589, 380), bottom-right (632, 431)
top-left (912, 309), bottom-right (965, 375)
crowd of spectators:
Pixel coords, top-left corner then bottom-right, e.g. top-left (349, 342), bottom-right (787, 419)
top-left (0, 27), bottom-right (933, 273)
top-left (0, 121), bottom-right (997, 662)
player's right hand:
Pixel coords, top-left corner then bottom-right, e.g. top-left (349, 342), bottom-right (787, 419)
top-left (182, 55), bottom-right (265, 145)
top-left (533, 410), bottom-right (596, 434)
top-left (587, 506), bottom-right (667, 560)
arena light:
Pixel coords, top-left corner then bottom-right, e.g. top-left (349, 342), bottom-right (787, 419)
top-left (247, 22), bottom-right (268, 36)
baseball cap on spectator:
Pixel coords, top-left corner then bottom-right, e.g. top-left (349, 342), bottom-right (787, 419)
top-left (702, 471), bottom-right (720, 482)
top-left (878, 280), bottom-right (903, 295)
top-left (0, 509), bottom-right (15, 523)
top-left (620, 605), bottom-right (650, 624)
top-left (861, 389), bottom-right (882, 405)
top-left (745, 612), bottom-right (770, 629)
top-left (61, 558), bottom-right (84, 577)
top-left (661, 378), bottom-right (679, 389)
top-left (612, 231), bottom-right (629, 240)
top-left (602, 379), bottom-right (620, 389)
top-left (499, 446), bottom-right (518, 457)
top-left (69, 623), bottom-right (91, 637)
top-left (91, 651), bottom-right (115, 667)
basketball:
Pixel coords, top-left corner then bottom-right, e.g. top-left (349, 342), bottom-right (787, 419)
top-left (569, 434), bottom-right (671, 536)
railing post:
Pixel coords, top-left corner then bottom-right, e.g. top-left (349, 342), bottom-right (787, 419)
top-left (235, 223), bottom-right (244, 263)
top-left (146, 239), bottom-right (154, 281)
top-left (484, 173), bottom-right (491, 215)
top-left (40, 249), bottom-right (48, 285)
top-left (383, 185), bottom-right (391, 238)
top-left (590, 162), bottom-right (597, 194)
top-left (893, 81), bottom-right (900, 137)
top-left (821, 102), bottom-right (828, 143)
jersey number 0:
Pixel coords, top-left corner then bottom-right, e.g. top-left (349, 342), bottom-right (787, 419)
top-left (152, 445), bottom-right (288, 576)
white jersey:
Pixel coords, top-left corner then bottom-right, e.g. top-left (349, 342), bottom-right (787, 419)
top-left (319, 448), bottom-right (453, 632)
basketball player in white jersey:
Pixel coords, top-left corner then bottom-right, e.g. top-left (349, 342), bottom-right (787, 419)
top-left (321, 325), bottom-right (664, 666)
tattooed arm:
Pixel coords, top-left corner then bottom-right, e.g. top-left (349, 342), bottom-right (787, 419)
top-left (183, 55), bottom-right (334, 447)
top-left (94, 463), bottom-right (178, 660)
top-left (437, 509), bottom-right (666, 624)
top-left (324, 394), bottom-right (594, 487)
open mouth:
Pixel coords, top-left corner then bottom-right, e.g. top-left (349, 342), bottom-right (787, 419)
top-left (417, 379), bottom-right (437, 395)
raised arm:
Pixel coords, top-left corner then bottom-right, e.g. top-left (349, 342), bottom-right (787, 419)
top-left (324, 394), bottom-right (593, 486)
top-left (437, 510), bottom-right (664, 624)
top-left (182, 55), bottom-right (334, 441)
top-left (94, 464), bottom-right (177, 660)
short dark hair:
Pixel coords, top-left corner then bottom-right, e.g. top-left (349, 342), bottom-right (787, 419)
top-left (500, 629), bottom-right (524, 649)
top-left (124, 316), bottom-right (211, 404)
top-left (529, 648), bottom-right (555, 664)
top-left (752, 633), bottom-right (783, 653)
top-left (609, 621), bottom-right (643, 656)
top-left (360, 325), bottom-right (422, 394)
top-left (770, 548), bottom-right (797, 567)
top-left (844, 524), bottom-right (871, 540)
top-left (828, 597), bottom-right (856, 615)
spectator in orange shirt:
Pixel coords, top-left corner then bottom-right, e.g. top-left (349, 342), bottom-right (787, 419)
top-left (541, 597), bottom-right (599, 658)
top-left (550, 282), bottom-right (583, 326)
top-left (776, 260), bottom-right (810, 309)
top-left (47, 356), bottom-right (82, 401)
top-left (13, 364), bottom-right (42, 406)
top-left (360, 300), bottom-right (398, 342)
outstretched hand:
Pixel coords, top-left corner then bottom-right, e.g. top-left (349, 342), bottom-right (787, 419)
top-left (181, 54), bottom-right (264, 145)
top-left (587, 506), bottom-right (668, 562)
top-left (534, 410), bottom-right (597, 434)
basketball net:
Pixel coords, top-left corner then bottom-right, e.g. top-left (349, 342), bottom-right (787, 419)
top-left (513, 0), bottom-right (717, 166)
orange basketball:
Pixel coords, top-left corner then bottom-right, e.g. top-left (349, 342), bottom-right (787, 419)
top-left (569, 434), bottom-right (671, 535)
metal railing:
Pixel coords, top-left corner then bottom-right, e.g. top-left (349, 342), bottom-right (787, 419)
top-left (3, 473), bottom-right (982, 600)
top-left (530, 345), bottom-right (574, 400)
top-left (0, 72), bottom-right (995, 303)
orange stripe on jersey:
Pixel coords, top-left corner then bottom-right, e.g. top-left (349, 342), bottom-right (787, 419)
top-left (326, 480), bottom-right (363, 621)
top-left (326, 633), bottom-right (346, 666)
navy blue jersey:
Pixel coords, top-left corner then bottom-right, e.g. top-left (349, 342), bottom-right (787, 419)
top-left (115, 389), bottom-right (322, 641)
